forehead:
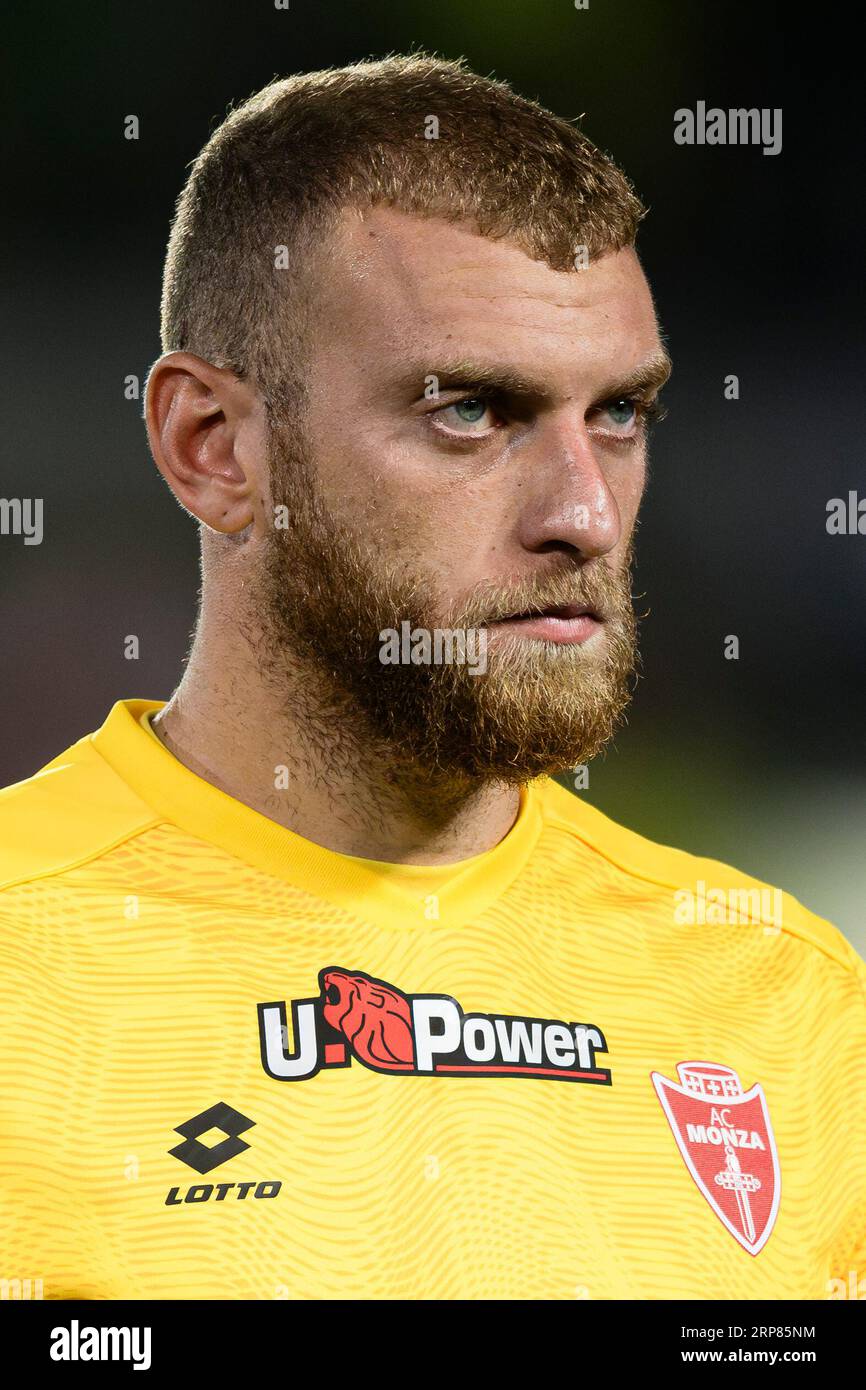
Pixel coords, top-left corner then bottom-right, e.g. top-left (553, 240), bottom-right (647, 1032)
top-left (311, 205), bottom-right (661, 388)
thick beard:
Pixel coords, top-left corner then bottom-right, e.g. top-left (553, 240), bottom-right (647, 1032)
top-left (257, 426), bottom-right (640, 788)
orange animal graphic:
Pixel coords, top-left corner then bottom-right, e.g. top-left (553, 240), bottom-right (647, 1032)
top-left (321, 968), bottom-right (415, 1071)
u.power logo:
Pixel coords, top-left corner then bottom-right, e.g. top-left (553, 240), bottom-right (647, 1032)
top-left (258, 967), bottom-right (610, 1084)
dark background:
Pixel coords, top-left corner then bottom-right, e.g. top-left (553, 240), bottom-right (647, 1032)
top-left (2, 2), bottom-right (863, 949)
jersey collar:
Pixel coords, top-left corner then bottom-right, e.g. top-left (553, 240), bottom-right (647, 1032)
top-left (91, 698), bottom-right (547, 931)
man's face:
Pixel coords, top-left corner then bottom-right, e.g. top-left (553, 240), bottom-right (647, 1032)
top-left (259, 207), bottom-right (669, 784)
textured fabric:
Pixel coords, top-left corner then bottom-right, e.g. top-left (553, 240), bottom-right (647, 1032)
top-left (0, 698), bottom-right (863, 1299)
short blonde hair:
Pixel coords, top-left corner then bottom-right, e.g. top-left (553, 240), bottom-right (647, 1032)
top-left (160, 52), bottom-right (645, 414)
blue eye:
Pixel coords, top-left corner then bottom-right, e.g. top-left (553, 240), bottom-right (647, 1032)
top-left (454, 398), bottom-right (487, 423)
top-left (434, 396), bottom-right (498, 435)
top-left (606, 398), bottom-right (636, 427)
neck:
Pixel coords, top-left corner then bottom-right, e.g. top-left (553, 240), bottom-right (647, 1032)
top-left (151, 605), bottom-right (520, 867)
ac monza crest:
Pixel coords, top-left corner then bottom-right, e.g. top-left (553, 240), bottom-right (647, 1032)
top-left (651, 1061), bottom-right (780, 1255)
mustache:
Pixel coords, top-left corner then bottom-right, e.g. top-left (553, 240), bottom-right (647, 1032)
top-left (448, 562), bottom-right (632, 629)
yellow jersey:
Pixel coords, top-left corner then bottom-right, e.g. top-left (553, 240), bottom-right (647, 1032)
top-left (0, 698), bottom-right (863, 1299)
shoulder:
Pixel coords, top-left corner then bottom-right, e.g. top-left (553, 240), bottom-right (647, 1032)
top-left (536, 776), bottom-right (866, 984)
top-left (0, 726), bottom-right (158, 895)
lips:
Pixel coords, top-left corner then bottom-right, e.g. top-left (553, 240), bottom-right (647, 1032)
top-left (485, 601), bottom-right (604, 647)
top-left (497, 602), bottom-right (599, 623)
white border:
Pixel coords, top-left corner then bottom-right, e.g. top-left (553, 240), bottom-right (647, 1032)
top-left (650, 1061), bottom-right (782, 1256)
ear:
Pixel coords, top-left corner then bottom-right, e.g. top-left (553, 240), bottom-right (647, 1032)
top-left (144, 352), bottom-right (268, 534)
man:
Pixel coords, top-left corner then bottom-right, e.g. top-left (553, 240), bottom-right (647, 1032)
top-left (1, 54), bottom-right (863, 1301)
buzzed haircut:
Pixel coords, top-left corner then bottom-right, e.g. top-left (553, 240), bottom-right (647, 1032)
top-left (160, 51), bottom-right (645, 422)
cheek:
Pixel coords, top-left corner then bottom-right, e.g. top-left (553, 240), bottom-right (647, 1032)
top-left (607, 450), bottom-right (647, 524)
top-left (319, 441), bottom-right (476, 557)
top-left (379, 490), bottom-right (507, 612)
top-left (304, 398), bottom-right (516, 585)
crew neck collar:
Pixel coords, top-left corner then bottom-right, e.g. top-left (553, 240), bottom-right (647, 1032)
top-left (90, 699), bottom-right (547, 930)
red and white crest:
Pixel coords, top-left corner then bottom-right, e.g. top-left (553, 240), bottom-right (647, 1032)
top-left (651, 1060), bottom-right (780, 1255)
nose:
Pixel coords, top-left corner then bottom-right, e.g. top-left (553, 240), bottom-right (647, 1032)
top-left (515, 417), bottom-right (627, 559)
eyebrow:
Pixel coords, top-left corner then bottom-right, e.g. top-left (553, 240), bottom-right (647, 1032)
top-left (399, 348), bottom-right (673, 404)
top-left (602, 350), bottom-right (673, 400)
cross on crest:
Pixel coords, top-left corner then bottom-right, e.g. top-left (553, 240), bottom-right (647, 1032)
top-left (651, 1060), bottom-right (780, 1255)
